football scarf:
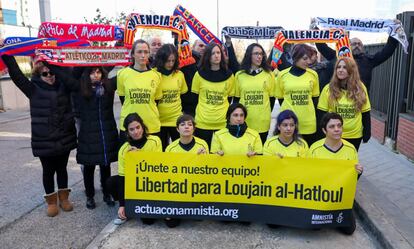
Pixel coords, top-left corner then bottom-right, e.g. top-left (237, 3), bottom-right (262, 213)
top-left (312, 17), bottom-right (408, 54)
top-left (124, 13), bottom-right (195, 67)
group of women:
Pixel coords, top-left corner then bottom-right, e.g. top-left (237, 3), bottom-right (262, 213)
top-left (1, 35), bottom-right (369, 234)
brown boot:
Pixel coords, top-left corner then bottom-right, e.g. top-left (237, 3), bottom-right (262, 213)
top-left (58, 188), bottom-right (74, 212)
top-left (44, 192), bottom-right (59, 217)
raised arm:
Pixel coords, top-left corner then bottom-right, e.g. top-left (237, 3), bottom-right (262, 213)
top-left (1, 54), bottom-right (32, 98)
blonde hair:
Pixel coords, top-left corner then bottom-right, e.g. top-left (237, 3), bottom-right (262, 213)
top-left (328, 57), bottom-right (367, 112)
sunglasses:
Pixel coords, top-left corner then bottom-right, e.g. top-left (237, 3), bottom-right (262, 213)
top-left (41, 71), bottom-right (55, 77)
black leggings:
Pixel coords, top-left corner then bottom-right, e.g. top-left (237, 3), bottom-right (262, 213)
top-left (39, 152), bottom-right (70, 194)
top-left (160, 126), bottom-right (180, 150)
top-left (106, 175), bottom-right (125, 206)
top-left (344, 137), bottom-right (362, 151)
top-left (83, 165), bottom-right (111, 198)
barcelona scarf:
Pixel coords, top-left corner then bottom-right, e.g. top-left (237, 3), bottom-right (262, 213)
top-left (271, 29), bottom-right (352, 68)
top-left (124, 13), bottom-right (195, 68)
top-left (0, 37), bottom-right (89, 75)
top-left (173, 5), bottom-right (221, 45)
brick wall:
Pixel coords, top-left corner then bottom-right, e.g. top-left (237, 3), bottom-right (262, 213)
top-left (397, 114), bottom-right (414, 160)
top-left (371, 112), bottom-right (386, 144)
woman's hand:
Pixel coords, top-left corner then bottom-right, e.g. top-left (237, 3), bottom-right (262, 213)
top-left (216, 150), bottom-right (224, 156)
top-left (355, 163), bottom-right (364, 175)
top-left (276, 153), bottom-right (284, 159)
top-left (118, 206), bottom-right (126, 219)
top-left (197, 148), bottom-right (207, 155)
top-left (247, 151), bottom-right (257, 157)
top-left (128, 146), bottom-right (139, 152)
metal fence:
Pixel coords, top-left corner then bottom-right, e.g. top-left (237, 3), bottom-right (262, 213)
top-left (365, 11), bottom-right (414, 140)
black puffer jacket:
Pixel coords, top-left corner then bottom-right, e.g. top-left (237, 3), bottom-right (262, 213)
top-left (75, 79), bottom-right (119, 166)
top-left (2, 55), bottom-right (77, 157)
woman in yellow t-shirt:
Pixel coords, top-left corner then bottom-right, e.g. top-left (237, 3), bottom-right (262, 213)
top-left (166, 114), bottom-right (209, 154)
top-left (154, 44), bottom-right (188, 150)
top-left (117, 39), bottom-right (162, 145)
top-left (234, 43), bottom-right (276, 144)
top-left (275, 44), bottom-right (320, 146)
top-left (211, 103), bottom-right (262, 156)
top-left (263, 110), bottom-right (308, 158)
top-left (106, 113), bottom-right (162, 226)
top-left (192, 42), bottom-right (235, 147)
top-left (317, 57), bottom-right (371, 151)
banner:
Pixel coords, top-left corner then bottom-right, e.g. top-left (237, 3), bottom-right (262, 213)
top-left (0, 37), bottom-right (89, 75)
top-left (271, 29), bottom-right (352, 68)
top-left (125, 152), bottom-right (358, 228)
top-left (173, 5), bottom-right (221, 45)
top-left (222, 26), bottom-right (283, 40)
top-left (123, 13), bottom-right (195, 68)
top-left (313, 17), bottom-right (409, 54)
top-left (35, 47), bottom-right (131, 67)
top-left (38, 22), bottom-right (124, 41)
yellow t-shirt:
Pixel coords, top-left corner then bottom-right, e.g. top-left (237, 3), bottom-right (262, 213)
top-left (275, 67), bottom-right (319, 134)
top-left (307, 138), bottom-right (358, 160)
top-left (263, 136), bottom-right (308, 157)
top-left (165, 136), bottom-right (209, 153)
top-left (210, 127), bottom-right (263, 155)
top-left (234, 70), bottom-right (276, 133)
top-left (317, 84), bottom-right (371, 139)
top-left (117, 135), bottom-right (162, 176)
top-left (117, 67), bottom-right (162, 133)
top-left (191, 72), bottom-right (235, 130)
top-left (157, 70), bottom-right (188, 127)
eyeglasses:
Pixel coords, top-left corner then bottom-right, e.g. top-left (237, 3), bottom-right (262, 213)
top-left (252, 52), bottom-right (264, 57)
top-left (41, 71), bottom-right (55, 77)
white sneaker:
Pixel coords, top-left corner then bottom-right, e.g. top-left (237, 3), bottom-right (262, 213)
top-left (114, 217), bottom-right (126, 225)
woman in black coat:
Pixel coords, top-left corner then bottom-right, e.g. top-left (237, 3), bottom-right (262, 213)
top-left (1, 54), bottom-right (77, 217)
top-left (75, 67), bottom-right (119, 209)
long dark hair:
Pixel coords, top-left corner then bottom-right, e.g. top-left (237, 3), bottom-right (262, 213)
top-left (80, 67), bottom-right (111, 98)
top-left (123, 113), bottom-right (148, 142)
top-left (199, 42), bottom-right (228, 71)
top-left (240, 43), bottom-right (271, 73)
top-left (154, 44), bottom-right (179, 72)
top-left (274, 110), bottom-right (303, 145)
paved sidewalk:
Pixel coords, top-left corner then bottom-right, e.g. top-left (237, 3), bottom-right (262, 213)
top-left (0, 108), bottom-right (30, 124)
top-left (356, 139), bottom-right (414, 248)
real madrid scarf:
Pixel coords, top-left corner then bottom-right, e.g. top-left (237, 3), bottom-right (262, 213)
top-left (312, 17), bottom-right (408, 54)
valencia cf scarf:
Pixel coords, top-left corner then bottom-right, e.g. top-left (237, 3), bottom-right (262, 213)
top-left (123, 13), bottom-right (195, 68)
top-left (271, 29), bottom-right (352, 69)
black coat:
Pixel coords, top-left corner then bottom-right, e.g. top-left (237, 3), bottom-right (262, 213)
top-left (1, 55), bottom-right (77, 157)
top-left (316, 36), bottom-right (398, 91)
top-left (75, 81), bottom-right (119, 166)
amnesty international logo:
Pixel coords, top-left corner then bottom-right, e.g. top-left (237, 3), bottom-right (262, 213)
top-left (336, 212), bottom-right (344, 223)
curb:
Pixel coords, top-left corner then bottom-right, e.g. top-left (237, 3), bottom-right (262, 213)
top-left (354, 176), bottom-right (413, 249)
top-left (0, 113), bottom-right (30, 124)
top-left (85, 221), bottom-right (120, 249)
